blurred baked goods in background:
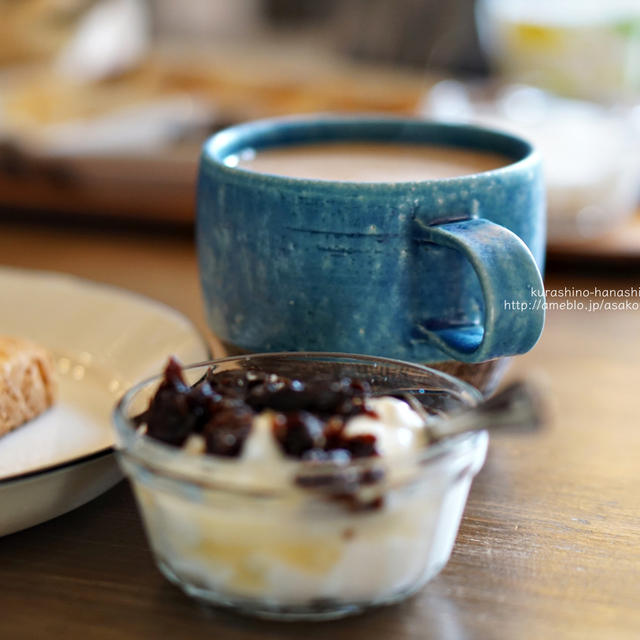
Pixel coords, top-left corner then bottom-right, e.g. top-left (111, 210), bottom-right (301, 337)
top-left (0, 0), bottom-right (430, 222)
top-left (0, 0), bottom-right (148, 77)
top-left (0, 0), bottom-right (428, 143)
top-left (0, 0), bottom-right (97, 65)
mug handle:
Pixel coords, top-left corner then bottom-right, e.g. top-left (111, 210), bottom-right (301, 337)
top-left (414, 218), bottom-right (545, 362)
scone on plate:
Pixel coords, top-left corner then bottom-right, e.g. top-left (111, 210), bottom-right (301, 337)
top-left (0, 336), bottom-right (57, 437)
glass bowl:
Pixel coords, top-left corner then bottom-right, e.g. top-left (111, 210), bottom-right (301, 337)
top-left (112, 352), bottom-right (487, 620)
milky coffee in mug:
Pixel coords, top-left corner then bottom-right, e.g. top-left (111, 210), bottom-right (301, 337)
top-left (235, 141), bottom-right (510, 182)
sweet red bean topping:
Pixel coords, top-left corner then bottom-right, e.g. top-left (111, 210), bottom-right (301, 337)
top-left (135, 357), bottom-right (381, 461)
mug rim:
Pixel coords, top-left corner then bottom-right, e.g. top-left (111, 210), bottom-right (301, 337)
top-left (200, 113), bottom-right (539, 190)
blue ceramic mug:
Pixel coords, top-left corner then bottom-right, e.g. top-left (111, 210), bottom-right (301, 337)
top-left (197, 116), bottom-right (545, 363)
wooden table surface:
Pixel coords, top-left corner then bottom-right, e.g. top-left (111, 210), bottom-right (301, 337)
top-left (0, 219), bottom-right (638, 640)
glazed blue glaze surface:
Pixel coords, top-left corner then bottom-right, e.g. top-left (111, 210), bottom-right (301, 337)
top-left (197, 116), bottom-right (545, 363)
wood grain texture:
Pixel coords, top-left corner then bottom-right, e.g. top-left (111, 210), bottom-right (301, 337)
top-left (0, 221), bottom-right (639, 639)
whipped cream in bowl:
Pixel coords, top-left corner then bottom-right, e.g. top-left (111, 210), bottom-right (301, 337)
top-left (113, 352), bottom-right (487, 620)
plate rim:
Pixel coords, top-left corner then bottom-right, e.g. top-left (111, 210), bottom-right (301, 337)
top-left (0, 265), bottom-right (211, 484)
top-left (0, 447), bottom-right (115, 486)
top-left (0, 264), bottom-right (205, 330)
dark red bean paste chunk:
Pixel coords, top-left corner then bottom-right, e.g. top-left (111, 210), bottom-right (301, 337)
top-left (134, 357), bottom-right (382, 460)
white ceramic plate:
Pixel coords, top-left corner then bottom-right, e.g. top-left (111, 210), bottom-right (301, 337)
top-left (0, 267), bottom-right (209, 536)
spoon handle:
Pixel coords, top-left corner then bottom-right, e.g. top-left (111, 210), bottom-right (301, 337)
top-left (427, 380), bottom-right (545, 440)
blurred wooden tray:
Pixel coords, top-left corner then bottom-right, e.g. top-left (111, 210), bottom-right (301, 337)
top-left (547, 211), bottom-right (640, 264)
top-left (0, 148), bottom-right (198, 223)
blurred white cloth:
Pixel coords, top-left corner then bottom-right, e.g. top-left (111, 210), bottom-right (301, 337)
top-left (423, 82), bottom-right (640, 239)
top-left (34, 95), bottom-right (216, 156)
top-left (56, 0), bottom-right (149, 82)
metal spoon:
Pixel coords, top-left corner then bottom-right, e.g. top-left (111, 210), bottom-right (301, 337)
top-left (399, 380), bottom-right (545, 443)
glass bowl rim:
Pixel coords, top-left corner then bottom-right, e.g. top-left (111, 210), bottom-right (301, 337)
top-left (112, 351), bottom-right (486, 495)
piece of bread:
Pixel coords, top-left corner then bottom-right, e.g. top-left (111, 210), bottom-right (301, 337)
top-left (0, 336), bottom-right (57, 437)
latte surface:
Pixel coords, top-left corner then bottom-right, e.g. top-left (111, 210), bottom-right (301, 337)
top-left (234, 141), bottom-right (511, 182)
